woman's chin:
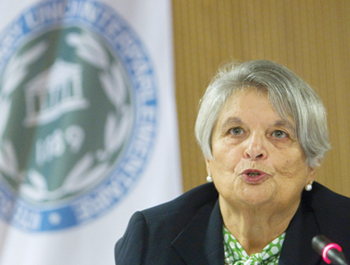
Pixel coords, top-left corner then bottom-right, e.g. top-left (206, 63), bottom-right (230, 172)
top-left (236, 181), bottom-right (277, 207)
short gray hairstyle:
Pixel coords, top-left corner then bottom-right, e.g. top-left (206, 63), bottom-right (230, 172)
top-left (195, 60), bottom-right (331, 168)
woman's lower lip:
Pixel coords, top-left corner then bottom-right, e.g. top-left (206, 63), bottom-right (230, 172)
top-left (241, 174), bottom-right (269, 183)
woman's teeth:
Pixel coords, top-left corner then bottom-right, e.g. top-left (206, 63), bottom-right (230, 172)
top-left (247, 172), bottom-right (260, 177)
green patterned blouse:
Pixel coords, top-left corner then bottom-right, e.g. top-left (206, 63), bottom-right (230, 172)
top-left (223, 227), bottom-right (286, 265)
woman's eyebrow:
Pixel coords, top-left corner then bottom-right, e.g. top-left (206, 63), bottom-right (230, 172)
top-left (221, 117), bottom-right (243, 128)
top-left (274, 120), bottom-right (296, 132)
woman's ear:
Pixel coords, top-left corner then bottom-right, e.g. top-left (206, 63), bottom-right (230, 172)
top-left (206, 158), bottom-right (211, 175)
top-left (307, 165), bottom-right (316, 183)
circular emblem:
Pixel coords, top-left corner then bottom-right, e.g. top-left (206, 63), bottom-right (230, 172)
top-left (0, 0), bottom-right (157, 231)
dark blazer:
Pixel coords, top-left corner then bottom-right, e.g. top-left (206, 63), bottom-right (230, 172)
top-left (115, 182), bottom-right (350, 264)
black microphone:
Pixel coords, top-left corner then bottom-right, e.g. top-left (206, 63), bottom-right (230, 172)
top-left (312, 235), bottom-right (349, 265)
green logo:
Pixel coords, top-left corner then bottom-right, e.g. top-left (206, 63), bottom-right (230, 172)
top-left (0, 26), bottom-right (133, 205)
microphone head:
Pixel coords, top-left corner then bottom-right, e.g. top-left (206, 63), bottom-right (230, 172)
top-left (312, 235), bottom-right (348, 265)
top-left (312, 235), bottom-right (332, 255)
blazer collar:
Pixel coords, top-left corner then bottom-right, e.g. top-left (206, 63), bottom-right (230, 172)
top-left (171, 200), bottom-right (224, 265)
top-left (279, 192), bottom-right (323, 265)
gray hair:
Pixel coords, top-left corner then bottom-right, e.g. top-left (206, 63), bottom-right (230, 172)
top-left (195, 60), bottom-right (331, 168)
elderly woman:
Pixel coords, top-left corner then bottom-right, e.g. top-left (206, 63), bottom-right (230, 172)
top-left (114, 60), bottom-right (350, 265)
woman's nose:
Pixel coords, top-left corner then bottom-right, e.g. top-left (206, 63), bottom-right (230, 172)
top-left (243, 133), bottom-right (267, 160)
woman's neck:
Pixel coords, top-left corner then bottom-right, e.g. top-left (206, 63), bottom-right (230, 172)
top-left (219, 196), bottom-right (300, 256)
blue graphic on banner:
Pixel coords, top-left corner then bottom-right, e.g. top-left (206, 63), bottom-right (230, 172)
top-left (0, 0), bottom-right (158, 231)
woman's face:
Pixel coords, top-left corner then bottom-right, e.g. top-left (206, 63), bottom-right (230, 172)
top-left (207, 88), bottom-right (315, 210)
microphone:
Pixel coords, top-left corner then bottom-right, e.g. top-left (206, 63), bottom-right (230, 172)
top-left (312, 235), bottom-right (349, 265)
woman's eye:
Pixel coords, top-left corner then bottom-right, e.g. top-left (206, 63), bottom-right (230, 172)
top-left (229, 127), bottom-right (244, 136)
top-left (272, 130), bottom-right (287, 139)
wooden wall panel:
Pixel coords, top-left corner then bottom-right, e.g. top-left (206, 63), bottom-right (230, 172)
top-left (172, 0), bottom-right (350, 196)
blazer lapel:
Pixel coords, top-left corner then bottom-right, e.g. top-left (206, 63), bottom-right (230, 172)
top-left (171, 200), bottom-right (224, 265)
top-left (279, 193), bottom-right (323, 265)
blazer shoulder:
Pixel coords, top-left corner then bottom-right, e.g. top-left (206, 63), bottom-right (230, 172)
top-left (307, 181), bottom-right (350, 213)
top-left (304, 182), bottom-right (350, 246)
top-left (115, 211), bottom-right (148, 264)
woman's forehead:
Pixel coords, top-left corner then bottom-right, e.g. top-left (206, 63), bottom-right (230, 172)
top-left (218, 87), bottom-right (295, 127)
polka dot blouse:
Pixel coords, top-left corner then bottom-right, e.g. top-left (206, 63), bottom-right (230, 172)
top-left (223, 226), bottom-right (286, 265)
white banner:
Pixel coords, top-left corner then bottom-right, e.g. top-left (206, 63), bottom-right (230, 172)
top-left (0, 1), bottom-right (182, 264)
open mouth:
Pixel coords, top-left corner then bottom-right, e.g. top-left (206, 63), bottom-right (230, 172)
top-left (240, 169), bottom-right (269, 183)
